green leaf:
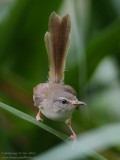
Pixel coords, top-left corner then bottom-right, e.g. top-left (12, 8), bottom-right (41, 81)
top-left (37, 123), bottom-right (120, 160)
top-left (0, 101), bottom-right (107, 160)
top-left (0, 101), bottom-right (67, 141)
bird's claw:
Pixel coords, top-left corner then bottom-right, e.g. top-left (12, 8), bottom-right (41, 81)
top-left (36, 115), bottom-right (43, 122)
top-left (69, 134), bottom-right (76, 140)
top-left (36, 111), bottom-right (43, 122)
top-left (68, 134), bottom-right (77, 150)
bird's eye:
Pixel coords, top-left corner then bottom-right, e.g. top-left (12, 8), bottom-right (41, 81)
top-left (61, 99), bottom-right (67, 104)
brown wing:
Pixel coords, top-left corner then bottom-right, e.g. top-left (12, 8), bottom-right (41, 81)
top-left (64, 85), bottom-right (77, 96)
top-left (33, 83), bottom-right (46, 107)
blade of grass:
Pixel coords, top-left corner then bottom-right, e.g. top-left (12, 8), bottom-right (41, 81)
top-left (37, 123), bottom-right (120, 160)
top-left (0, 101), bottom-right (108, 160)
top-left (0, 101), bottom-right (67, 141)
top-left (87, 151), bottom-right (107, 160)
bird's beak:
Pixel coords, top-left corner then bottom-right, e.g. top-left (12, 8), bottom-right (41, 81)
top-left (71, 100), bottom-right (86, 106)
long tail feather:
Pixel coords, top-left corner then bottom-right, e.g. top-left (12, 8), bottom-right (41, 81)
top-left (44, 12), bottom-right (71, 83)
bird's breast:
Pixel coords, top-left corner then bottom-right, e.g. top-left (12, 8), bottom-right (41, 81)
top-left (39, 105), bottom-right (74, 121)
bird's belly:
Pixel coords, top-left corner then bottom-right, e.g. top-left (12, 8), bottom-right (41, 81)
top-left (40, 107), bottom-right (74, 121)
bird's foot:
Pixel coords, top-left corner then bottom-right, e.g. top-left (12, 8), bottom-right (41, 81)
top-left (36, 111), bottom-right (43, 122)
top-left (36, 116), bottom-right (43, 122)
top-left (68, 134), bottom-right (77, 150)
top-left (69, 134), bottom-right (76, 140)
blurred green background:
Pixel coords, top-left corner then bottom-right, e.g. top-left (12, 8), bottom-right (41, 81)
top-left (0, 0), bottom-right (120, 159)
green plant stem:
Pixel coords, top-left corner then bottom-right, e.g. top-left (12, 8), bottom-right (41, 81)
top-left (0, 101), bottom-right (108, 160)
top-left (0, 101), bottom-right (67, 141)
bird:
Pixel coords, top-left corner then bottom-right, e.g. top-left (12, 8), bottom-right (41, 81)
top-left (33, 12), bottom-right (86, 140)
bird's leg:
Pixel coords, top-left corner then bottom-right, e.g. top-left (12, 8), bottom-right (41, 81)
top-left (65, 118), bottom-right (76, 140)
top-left (68, 124), bottom-right (76, 140)
top-left (65, 118), bottom-right (77, 149)
top-left (36, 110), bottom-right (43, 122)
